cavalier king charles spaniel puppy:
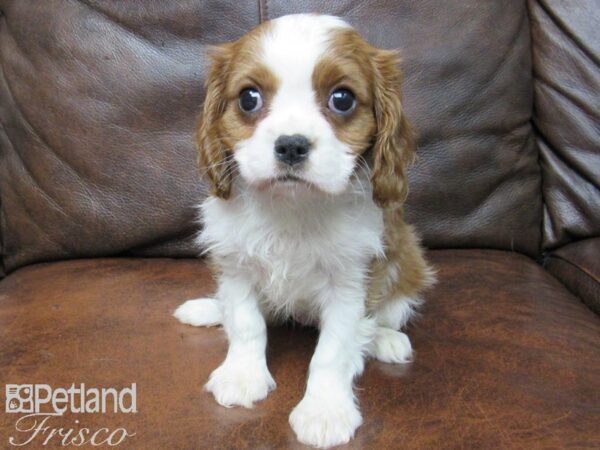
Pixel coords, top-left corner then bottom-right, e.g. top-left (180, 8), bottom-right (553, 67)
top-left (174, 14), bottom-right (435, 448)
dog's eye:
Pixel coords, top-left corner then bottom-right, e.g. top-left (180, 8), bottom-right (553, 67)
top-left (239, 88), bottom-right (263, 113)
top-left (328, 88), bottom-right (356, 115)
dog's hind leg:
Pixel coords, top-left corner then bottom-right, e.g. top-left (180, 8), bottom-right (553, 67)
top-left (366, 296), bottom-right (422, 364)
top-left (173, 298), bottom-right (223, 327)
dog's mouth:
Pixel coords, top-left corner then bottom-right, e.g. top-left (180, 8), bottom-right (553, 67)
top-left (268, 173), bottom-right (316, 192)
top-left (254, 173), bottom-right (312, 191)
top-left (275, 174), bottom-right (304, 183)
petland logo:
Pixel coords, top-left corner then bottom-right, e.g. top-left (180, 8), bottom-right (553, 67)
top-left (5, 383), bottom-right (136, 447)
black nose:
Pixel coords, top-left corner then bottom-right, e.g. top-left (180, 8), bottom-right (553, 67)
top-left (274, 134), bottom-right (311, 166)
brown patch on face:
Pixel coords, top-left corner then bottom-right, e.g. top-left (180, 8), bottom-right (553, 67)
top-left (313, 28), bottom-right (416, 208)
top-left (312, 30), bottom-right (377, 156)
top-left (196, 22), bottom-right (279, 199)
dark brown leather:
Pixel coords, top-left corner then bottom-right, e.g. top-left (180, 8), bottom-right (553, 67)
top-left (0, 0), bottom-right (259, 274)
top-left (529, 1), bottom-right (600, 250)
top-left (0, 0), bottom-right (545, 276)
top-left (1, 251), bottom-right (598, 449)
top-left (545, 237), bottom-right (600, 314)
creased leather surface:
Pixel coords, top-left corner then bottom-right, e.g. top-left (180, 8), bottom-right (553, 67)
top-left (264, 0), bottom-right (542, 256)
top-left (529, 0), bottom-right (600, 250)
top-left (0, 0), bottom-right (543, 275)
top-left (0, 0), bottom-right (259, 274)
top-left (1, 251), bottom-right (598, 449)
top-left (545, 237), bottom-right (600, 314)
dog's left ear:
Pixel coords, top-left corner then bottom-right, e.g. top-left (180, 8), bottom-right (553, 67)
top-left (370, 49), bottom-right (416, 208)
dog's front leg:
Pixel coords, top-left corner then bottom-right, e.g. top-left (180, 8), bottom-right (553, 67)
top-left (290, 289), bottom-right (374, 448)
top-left (204, 274), bottom-right (275, 408)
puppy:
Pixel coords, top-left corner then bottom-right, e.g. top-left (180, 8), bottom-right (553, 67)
top-left (174, 14), bottom-right (435, 448)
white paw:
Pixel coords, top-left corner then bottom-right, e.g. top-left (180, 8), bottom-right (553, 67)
top-left (289, 394), bottom-right (362, 448)
top-left (204, 359), bottom-right (276, 408)
top-left (370, 327), bottom-right (413, 363)
top-left (173, 298), bottom-right (222, 327)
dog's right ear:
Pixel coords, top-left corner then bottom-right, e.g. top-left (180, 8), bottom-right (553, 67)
top-left (196, 43), bottom-right (235, 199)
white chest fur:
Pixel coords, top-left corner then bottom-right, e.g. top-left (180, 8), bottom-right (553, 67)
top-left (199, 182), bottom-right (385, 324)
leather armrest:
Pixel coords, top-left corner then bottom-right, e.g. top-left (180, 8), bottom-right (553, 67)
top-left (545, 238), bottom-right (600, 314)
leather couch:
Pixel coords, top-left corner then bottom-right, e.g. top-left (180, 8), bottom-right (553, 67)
top-left (1, 1), bottom-right (598, 448)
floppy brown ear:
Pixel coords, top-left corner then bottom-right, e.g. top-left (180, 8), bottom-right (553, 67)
top-left (196, 43), bottom-right (235, 199)
top-left (370, 49), bottom-right (416, 208)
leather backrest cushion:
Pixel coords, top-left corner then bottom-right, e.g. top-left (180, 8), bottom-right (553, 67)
top-left (0, 0), bottom-right (259, 273)
top-left (0, 0), bottom-right (542, 275)
top-left (529, 0), bottom-right (600, 251)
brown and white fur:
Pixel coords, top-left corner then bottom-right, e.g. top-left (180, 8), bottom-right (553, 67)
top-left (174, 14), bottom-right (435, 448)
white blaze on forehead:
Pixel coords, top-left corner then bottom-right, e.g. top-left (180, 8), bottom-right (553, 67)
top-left (260, 14), bottom-right (351, 91)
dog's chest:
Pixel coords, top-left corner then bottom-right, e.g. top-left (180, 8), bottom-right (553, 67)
top-left (201, 194), bottom-right (384, 319)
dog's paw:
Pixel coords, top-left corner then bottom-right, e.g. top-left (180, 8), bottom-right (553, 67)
top-left (173, 298), bottom-right (222, 327)
top-left (369, 327), bottom-right (413, 363)
top-left (289, 394), bottom-right (362, 448)
top-left (205, 359), bottom-right (276, 408)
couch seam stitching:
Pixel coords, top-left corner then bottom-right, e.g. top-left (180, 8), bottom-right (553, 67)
top-left (257, 0), bottom-right (263, 22)
top-left (525, 1), bottom-right (545, 260)
top-left (547, 253), bottom-right (600, 287)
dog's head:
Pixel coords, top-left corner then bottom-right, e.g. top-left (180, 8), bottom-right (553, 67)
top-left (197, 14), bottom-right (415, 207)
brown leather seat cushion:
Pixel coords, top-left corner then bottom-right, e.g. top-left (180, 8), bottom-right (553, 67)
top-left (1, 250), bottom-right (598, 449)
